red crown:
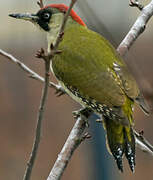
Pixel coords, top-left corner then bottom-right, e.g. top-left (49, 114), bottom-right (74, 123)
top-left (42, 4), bottom-right (86, 27)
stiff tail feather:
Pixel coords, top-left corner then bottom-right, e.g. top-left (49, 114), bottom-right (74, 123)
top-left (104, 117), bottom-right (135, 172)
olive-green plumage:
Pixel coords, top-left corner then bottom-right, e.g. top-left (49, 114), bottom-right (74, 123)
top-left (52, 24), bottom-right (138, 172)
top-left (53, 25), bottom-right (139, 107)
top-left (51, 19), bottom-right (149, 172)
top-left (9, 4), bottom-right (150, 172)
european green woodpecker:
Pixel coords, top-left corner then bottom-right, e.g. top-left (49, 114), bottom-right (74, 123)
top-left (9, 4), bottom-right (150, 172)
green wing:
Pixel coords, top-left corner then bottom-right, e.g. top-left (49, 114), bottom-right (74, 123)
top-left (52, 25), bottom-right (140, 107)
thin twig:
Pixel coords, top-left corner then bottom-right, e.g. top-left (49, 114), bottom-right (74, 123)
top-left (0, 49), bottom-right (65, 95)
top-left (117, 0), bottom-right (153, 154)
top-left (117, 0), bottom-right (153, 56)
top-left (49, 0), bottom-right (77, 56)
top-left (134, 130), bottom-right (153, 155)
top-left (129, 0), bottom-right (144, 10)
top-left (23, 48), bottom-right (51, 180)
top-left (37, 0), bottom-right (44, 8)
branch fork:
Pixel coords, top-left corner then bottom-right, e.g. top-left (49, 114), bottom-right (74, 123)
top-left (37, 0), bottom-right (44, 9)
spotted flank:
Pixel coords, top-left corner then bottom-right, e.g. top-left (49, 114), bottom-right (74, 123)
top-left (113, 62), bottom-right (121, 72)
top-left (66, 84), bottom-right (122, 120)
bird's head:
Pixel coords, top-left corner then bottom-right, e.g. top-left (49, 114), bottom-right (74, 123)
top-left (9, 4), bottom-right (86, 32)
top-left (9, 4), bottom-right (86, 49)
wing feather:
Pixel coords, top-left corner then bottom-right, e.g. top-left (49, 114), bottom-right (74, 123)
top-left (52, 25), bottom-right (141, 108)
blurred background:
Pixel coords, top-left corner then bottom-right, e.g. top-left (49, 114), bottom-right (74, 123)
top-left (1, 0), bottom-right (153, 179)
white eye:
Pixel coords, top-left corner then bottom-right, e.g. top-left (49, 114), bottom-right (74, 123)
top-left (43, 13), bottom-right (50, 19)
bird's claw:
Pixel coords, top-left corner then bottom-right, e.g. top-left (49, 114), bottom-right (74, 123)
top-left (72, 108), bottom-right (92, 127)
top-left (80, 132), bottom-right (92, 142)
top-left (73, 108), bottom-right (92, 119)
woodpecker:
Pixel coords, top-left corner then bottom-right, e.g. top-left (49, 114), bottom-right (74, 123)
top-left (9, 4), bottom-right (150, 172)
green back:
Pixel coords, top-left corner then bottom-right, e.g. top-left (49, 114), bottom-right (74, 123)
top-left (52, 24), bottom-right (139, 107)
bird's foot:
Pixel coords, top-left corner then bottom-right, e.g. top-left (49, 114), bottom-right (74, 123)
top-left (73, 108), bottom-right (92, 118)
top-left (72, 108), bottom-right (92, 127)
top-left (80, 132), bottom-right (92, 142)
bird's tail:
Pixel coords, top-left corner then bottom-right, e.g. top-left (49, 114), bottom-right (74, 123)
top-left (103, 113), bottom-right (135, 172)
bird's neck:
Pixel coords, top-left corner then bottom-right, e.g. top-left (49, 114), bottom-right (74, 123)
top-left (46, 13), bottom-right (80, 52)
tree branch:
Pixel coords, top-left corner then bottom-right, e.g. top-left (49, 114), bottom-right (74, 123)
top-left (47, 110), bottom-right (92, 180)
top-left (23, 48), bottom-right (51, 180)
top-left (117, 0), bottom-right (153, 56)
top-left (134, 130), bottom-right (153, 155)
top-left (37, 0), bottom-right (44, 8)
top-left (116, 0), bottom-right (153, 154)
top-left (0, 49), bottom-right (65, 95)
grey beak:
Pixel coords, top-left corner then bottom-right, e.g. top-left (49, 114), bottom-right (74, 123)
top-left (9, 13), bottom-right (38, 21)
